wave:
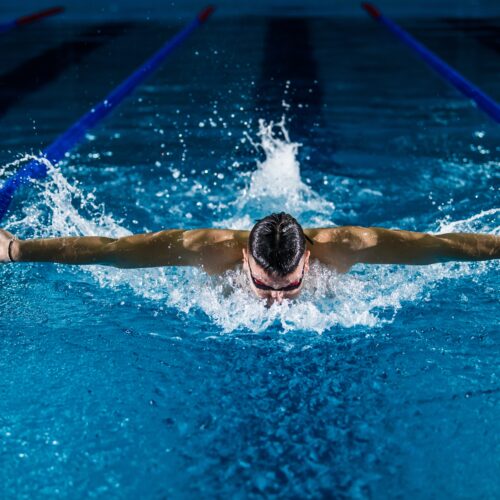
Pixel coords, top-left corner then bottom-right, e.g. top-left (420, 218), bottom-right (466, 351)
top-left (1, 122), bottom-right (498, 334)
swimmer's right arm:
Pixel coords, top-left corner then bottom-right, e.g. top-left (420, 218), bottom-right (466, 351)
top-left (307, 226), bottom-right (500, 270)
top-left (0, 228), bottom-right (248, 272)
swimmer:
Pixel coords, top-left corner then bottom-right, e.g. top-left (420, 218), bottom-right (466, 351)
top-left (1, 212), bottom-right (498, 305)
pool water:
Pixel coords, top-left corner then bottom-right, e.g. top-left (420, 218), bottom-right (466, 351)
top-left (0, 13), bottom-right (499, 499)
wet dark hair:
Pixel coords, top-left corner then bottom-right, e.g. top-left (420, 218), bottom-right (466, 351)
top-left (249, 212), bottom-right (312, 277)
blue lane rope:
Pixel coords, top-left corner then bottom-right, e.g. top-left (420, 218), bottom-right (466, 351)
top-left (362, 3), bottom-right (500, 124)
top-left (0, 6), bottom-right (215, 221)
top-left (0, 7), bottom-right (65, 35)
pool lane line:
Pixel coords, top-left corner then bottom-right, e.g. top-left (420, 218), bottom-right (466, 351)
top-left (0, 6), bottom-right (65, 34)
top-left (362, 3), bottom-right (500, 123)
top-left (256, 17), bottom-right (324, 139)
top-left (0, 5), bottom-right (215, 222)
top-left (0, 22), bottom-right (135, 118)
top-left (442, 17), bottom-right (500, 55)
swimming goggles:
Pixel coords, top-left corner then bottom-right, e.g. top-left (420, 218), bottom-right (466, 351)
top-left (248, 260), bottom-right (305, 292)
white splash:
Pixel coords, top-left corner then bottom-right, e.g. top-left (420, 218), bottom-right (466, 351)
top-left (157, 255), bottom-right (497, 334)
top-left (223, 117), bottom-right (335, 228)
top-left (436, 207), bottom-right (500, 235)
top-left (1, 130), bottom-right (498, 334)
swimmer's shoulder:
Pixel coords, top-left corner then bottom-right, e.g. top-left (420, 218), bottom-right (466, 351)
top-left (182, 228), bottom-right (249, 275)
top-left (305, 226), bottom-right (370, 247)
top-left (182, 228), bottom-right (248, 247)
top-left (304, 226), bottom-right (368, 272)
top-left (230, 229), bottom-right (250, 247)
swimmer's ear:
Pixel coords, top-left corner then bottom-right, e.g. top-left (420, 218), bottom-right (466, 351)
top-left (304, 249), bottom-right (311, 272)
top-left (242, 247), bottom-right (248, 263)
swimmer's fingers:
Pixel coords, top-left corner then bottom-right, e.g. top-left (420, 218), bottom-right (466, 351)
top-left (0, 229), bottom-right (17, 263)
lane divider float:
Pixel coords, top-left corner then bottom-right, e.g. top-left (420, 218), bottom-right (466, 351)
top-left (362, 3), bottom-right (500, 124)
top-left (0, 6), bottom-right (215, 221)
top-left (0, 6), bottom-right (65, 35)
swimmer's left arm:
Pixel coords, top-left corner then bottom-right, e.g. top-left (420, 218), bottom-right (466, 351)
top-left (307, 226), bottom-right (500, 269)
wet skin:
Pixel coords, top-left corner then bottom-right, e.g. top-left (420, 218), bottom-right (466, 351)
top-left (1, 227), bottom-right (499, 306)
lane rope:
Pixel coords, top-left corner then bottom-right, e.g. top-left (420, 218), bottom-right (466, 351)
top-left (0, 6), bottom-right (65, 34)
top-left (362, 3), bottom-right (500, 124)
top-left (0, 6), bottom-right (215, 221)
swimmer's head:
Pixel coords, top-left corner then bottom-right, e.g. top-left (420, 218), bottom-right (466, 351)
top-left (242, 212), bottom-right (311, 305)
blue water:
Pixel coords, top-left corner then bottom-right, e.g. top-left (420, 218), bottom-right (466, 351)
top-left (0, 13), bottom-right (499, 498)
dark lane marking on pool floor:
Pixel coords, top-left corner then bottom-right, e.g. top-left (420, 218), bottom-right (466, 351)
top-left (0, 22), bottom-right (135, 117)
top-left (442, 17), bottom-right (500, 55)
top-left (256, 17), bottom-right (324, 139)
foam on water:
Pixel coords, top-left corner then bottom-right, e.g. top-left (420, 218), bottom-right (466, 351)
top-left (222, 117), bottom-right (335, 229)
top-left (2, 124), bottom-right (498, 334)
top-left (436, 207), bottom-right (500, 235)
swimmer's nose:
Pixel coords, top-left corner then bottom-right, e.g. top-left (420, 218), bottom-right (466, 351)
top-left (270, 291), bottom-right (284, 305)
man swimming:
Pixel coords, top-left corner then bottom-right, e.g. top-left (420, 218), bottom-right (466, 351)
top-left (1, 212), bottom-right (498, 305)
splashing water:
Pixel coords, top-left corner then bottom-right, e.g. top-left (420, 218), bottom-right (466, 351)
top-left (7, 155), bottom-right (128, 239)
top-left (1, 125), bottom-right (498, 334)
top-left (436, 207), bottom-right (500, 235)
top-left (222, 117), bottom-right (335, 229)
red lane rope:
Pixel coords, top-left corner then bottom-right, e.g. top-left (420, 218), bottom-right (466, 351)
top-left (362, 3), bottom-right (381, 19)
top-left (198, 5), bottom-right (215, 23)
top-left (15, 6), bottom-right (65, 26)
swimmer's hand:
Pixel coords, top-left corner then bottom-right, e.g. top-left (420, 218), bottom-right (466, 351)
top-left (0, 229), bottom-right (19, 263)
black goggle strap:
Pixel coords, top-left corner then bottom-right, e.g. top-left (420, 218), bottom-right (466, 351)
top-left (304, 233), bottom-right (314, 246)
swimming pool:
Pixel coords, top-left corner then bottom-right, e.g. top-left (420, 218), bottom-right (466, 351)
top-left (0, 9), bottom-right (499, 498)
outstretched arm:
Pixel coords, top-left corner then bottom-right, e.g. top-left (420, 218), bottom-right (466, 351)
top-left (306, 226), bottom-right (500, 271)
top-left (0, 228), bottom-right (248, 273)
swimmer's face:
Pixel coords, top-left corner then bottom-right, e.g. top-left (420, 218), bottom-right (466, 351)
top-left (242, 248), bottom-right (310, 306)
